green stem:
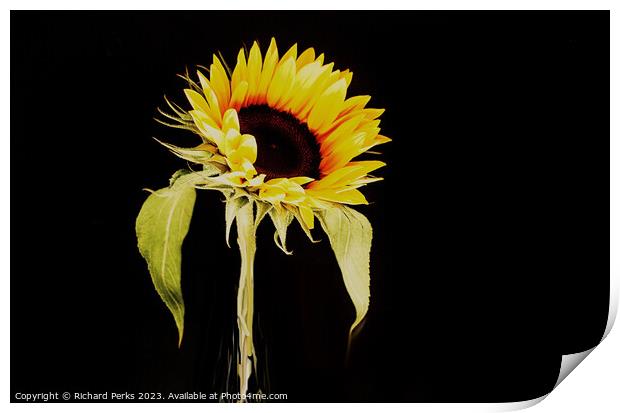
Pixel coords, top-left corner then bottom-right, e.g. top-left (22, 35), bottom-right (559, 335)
top-left (235, 201), bottom-right (256, 400)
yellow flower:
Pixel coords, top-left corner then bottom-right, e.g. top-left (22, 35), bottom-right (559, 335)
top-left (162, 38), bottom-right (390, 230)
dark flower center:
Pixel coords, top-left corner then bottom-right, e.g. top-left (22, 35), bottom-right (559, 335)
top-left (238, 105), bottom-right (321, 180)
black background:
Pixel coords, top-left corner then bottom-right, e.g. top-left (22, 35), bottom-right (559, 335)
top-left (11, 11), bottom-right (609, 402)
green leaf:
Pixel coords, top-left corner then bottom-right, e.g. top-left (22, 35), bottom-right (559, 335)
top-left (225, 194), bottom-right (249, 247)
top-left (136, 170), bottom-right (199, 346)
top-left (317, 206), bottom-right (373, 335)
top-left (254, 200), bottom-right (272, 229)
top-left (268, 205), bottom-right (294, 255)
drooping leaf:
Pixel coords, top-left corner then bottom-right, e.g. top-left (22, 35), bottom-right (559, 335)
top-left (254, 200), bottom-right (272, 229)
top-left (268, 205), bottom-right (294, 254)
top-left (225, 194), bottom-right (249, 247)
top-left (317, 205), bottom-right (373, 335)
top-left (136, 170), bottom-right (201, 346)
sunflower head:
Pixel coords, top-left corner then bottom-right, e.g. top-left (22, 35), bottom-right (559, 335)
top-left (158, 38), bottom-right (390, 230)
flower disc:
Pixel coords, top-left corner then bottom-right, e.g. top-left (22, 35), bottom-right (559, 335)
top-left (238, 105), bottom-right (321, 179)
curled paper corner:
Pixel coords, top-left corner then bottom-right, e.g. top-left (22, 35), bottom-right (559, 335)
top-left (552, 276), bottom-right (618, 391)
top-left (482, 349), bottom-right (598, 413)
top-left (553, 348), bottom-right (596, 389)
top-left (471, 351), bottom-right (602, 413)
top-left (488, 281), bottom-right (619, 412)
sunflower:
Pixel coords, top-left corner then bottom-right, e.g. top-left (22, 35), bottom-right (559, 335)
top-left (159, 38), bottom-right (390, 230)
top-left (139, 38), bottom-right (390, 398)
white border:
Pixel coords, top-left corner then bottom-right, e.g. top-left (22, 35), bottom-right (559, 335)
top-left (3, 2), bottom-right (618, 412)
top-left (0, 0), bottom-right (617, 11)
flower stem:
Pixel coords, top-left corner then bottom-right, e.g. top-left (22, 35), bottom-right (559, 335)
top-left (235, 201), bottom-right (257, 400)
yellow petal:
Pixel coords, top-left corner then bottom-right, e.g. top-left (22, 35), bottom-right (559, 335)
top-left (246, 41), bottom-right (263, 104)
top-left (286, 61), bottom-right (328, 115)
top-left (282, 183), bottom-right (305, 203)
top-left (209, 154), bottom-right (228, 165)
top-left (325, 131), bottom-right (366, 161)
top-left (228, 158), bottom-right (257, 179)
top-left (241, 158), bottom-right (257, 178)
top-left (335, 161), bottom-right (385, 187)
top-left (197, 70), bottom-right (211, 95)
top-left (375, 135), bottom-right (392, 144)
top-left (289, 176), bottom-right (315, 185)
top-left (312, 161), bottom-right (385, 190)
top-left (266, 57), bottom-right (296, 108)
top-left (320, 144), bottom-right (366, 175)
top-left (341, 70), bottom-right (353, 87)
top-left (261, 178), bottom-right (306, 204)
top-left (283, 193), bottom-right (305, 204)
top-left (339, 95), bottom-right (371, 117)
top-left (232, 134), bottom-right (258, 163)
top-left (259, 186), bottom-right (286, 202)
top-left (191, 75), bottom-right (223, 123)
top-left (211, 171), bottom-right (247, 187)
top-left (296, 47), bottom-right (315, 69)
top-left (361, 127), bottom-right (381, 147)
top-left (257, 38), bottom-right (279, 101)
top-left (311, 166), bottom-right (362, 190)
top-left (222, 108), bottom-right (240, 133)
top-left (231, 48), bottom-right (247, 92)
top-left (224, 131), bottom-right (256, 165)
top-left (279, 43), bottom-right (298, 64)
top-left (307, 78), bottom-right (347, 132)
top-left (298, 204), bottom-right (315, 229)
top-left (264, 178), bottom-right (288, 186)
top-left (199, 88), bottom-right (222, 126)
top-left (296, 63), bottom-right (335, 119)
top-left (189, 109), bottom-right (218, 128)
top-left (363, 108), bottom-right (384, 120)
top-left (189, 110), bottom-right (224, 147)
top-left (210, 54), bottom-right (231, 112)
top-left (306, 188), bottom-right (368, 205)
top-left (361, 134), bottom-right (391, 152)
top-left (347, 176), bottom-right (384, 189)
top-left (358, 117), bottom-right (381, 131)
top-left (223, 129), bottom-right (242, 155)
top-left (184, 89), bottom-right (210, 114)
top-left (320, 113), bottom-right (365, 148)
top-left (230, 81), bottom-right (249, 110)
top-left (248, 174), bottom-right (266, 187)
